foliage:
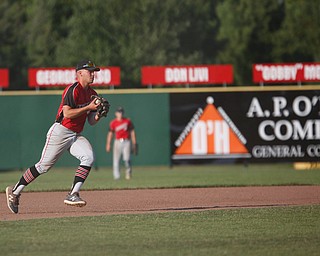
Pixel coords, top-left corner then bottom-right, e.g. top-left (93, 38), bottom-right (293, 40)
top-left (0, 0), bottom-right (28, 89)
top-left (216, 0), bottom-right (284, 84)
top-left (0, 0), bottom-right (319, 88)
top-left (272, 0), bottom-right (320, 62)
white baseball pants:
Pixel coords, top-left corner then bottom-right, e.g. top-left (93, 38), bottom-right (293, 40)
top-left (35, 123), bottom-right (95, 174)
top-left (113, 139), bottom-right (131, 179)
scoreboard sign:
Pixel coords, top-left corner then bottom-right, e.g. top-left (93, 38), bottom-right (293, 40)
top-left (28, 67), bottom-right (121, 88)
top-left (170, 90), bottom-right (320, 164)
top-left (142, 65), bottom-right (233, 85)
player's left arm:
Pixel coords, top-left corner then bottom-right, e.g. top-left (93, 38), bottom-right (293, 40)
top-left (88, 92), bottom-right (108, 124)
top-left (87, 111), bottom-right (101, 126)
top-left (131, 129), bottom-right (137, 145)
top-left (130, 128), bottom-right (138, 155)
top-left (91, 95), bottom-right (110, 118)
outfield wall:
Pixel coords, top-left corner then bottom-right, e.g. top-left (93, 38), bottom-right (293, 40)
top-left (0, 86), bottom-right (319, 170)
top-left (0, 90), bottom-right (170, 170)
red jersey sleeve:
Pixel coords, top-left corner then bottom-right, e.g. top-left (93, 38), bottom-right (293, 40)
top-left (128, 119), bottom-right (134, 130)
top-left (109, 120), bottom-right (115, 132)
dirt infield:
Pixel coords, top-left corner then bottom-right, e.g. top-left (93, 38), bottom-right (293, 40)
top-left (1, 186), bottom-right (320, 221)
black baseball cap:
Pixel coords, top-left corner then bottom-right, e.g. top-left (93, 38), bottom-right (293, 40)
top-left (116, 107), bottom-right (124, 113)
top-left (76, 60), bottom-right (100, 72)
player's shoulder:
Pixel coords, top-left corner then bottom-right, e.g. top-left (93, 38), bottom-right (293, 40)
top-left (110, 118), bottom-right (117, 124)
top-left (109, 118), bottom-right (118, 129)
top-left (125, 117), bottom-right (132, 123)
top-left (62, 82), bottom-right (78, 97)
top-left (66, 82), bottom-right (79, 90)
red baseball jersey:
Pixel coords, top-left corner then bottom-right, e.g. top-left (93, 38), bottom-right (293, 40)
top-left (55, 82), bottom-right (97, 133)
top-left (109, 118), bottom-right (134, 139)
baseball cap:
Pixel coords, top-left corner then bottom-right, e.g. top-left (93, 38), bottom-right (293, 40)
top-left (76, 60), bottom-right (100, 72)
top-left (116, 107), bottom-right (124, 113)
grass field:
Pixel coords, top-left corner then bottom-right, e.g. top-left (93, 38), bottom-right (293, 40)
top-left (1, 163), bottom-right (320, 192)
top-left (1, 163), bottom-right (320, 255)
top-left (0, 206), bottom-right (319, 256)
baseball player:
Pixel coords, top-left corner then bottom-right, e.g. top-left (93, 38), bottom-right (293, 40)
top-left (106, 107), bottom-right (137, 180)
top-left (6, 60), bottom-right (110, 214)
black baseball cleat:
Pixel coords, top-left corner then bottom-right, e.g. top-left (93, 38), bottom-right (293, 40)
top-left (6, 186), bottom-right (20, 214)
top-left (64, 192), bottom-right (86, 207)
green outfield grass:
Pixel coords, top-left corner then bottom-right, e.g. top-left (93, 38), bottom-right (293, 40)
top-left (0, 205), bottom-right (319, 256)
top-left (1, 164), bottom-right (320, 255)
top-left (1, 163), bottom-right (320, 192)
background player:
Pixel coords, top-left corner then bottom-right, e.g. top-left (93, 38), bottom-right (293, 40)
top-left (6, 59), bottom-right (109, 214)
top-left (106, 107), bottom-right (137, 180)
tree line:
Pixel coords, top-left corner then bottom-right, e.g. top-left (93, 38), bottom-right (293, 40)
top-left (0, 0), bottom-right (319, 89)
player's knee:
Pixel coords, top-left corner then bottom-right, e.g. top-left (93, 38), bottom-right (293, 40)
top-left (80, 153), bottom-right (95, 167)
top-left (35, 163), bottom-right (51, 174)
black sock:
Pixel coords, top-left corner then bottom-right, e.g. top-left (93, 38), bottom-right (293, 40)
top-left (13, 165), bottom-right (40, 192)
top-left (70, 165), bottom-right (91, 193)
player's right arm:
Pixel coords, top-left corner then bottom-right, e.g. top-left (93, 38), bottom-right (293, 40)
top-left (106, 131), bottom-right (113, 152)
top-left (63, 99), bottom-right (98, 119)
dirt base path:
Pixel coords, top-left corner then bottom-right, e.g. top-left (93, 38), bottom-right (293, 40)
top-left (1, 186), bottom-right (320, 221)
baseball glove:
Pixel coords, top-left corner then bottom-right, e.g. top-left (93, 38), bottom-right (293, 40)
top-left (91, 95), bottom-right (110, 118)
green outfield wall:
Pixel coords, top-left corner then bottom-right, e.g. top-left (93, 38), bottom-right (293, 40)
top-left (0, 90), bottom-right (170, 170)
top-left (1, 85), bottom-right (319, 170)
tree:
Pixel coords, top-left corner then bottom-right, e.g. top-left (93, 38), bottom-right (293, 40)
top-left (216, 0), bottom-right (284, 85)
top-left (0, 0), bottom-right (223, 88)
top-left (0, 0), bottom-right (28, 89)
top-left (55, 0), bottom-right (216, 87)
top-left (272, 0), bottom-right (320, 62)
top-left (7, 0), bottom-right (319, 88)
top-left (25, 0), bottom-right (73, 67)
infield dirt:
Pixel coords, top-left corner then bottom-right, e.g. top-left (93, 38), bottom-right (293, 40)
top-left (1, 186), bottom-right (320, 221)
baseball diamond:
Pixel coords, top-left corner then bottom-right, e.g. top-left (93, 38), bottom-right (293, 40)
top-left (1, 186), bottom-right (319, 221)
